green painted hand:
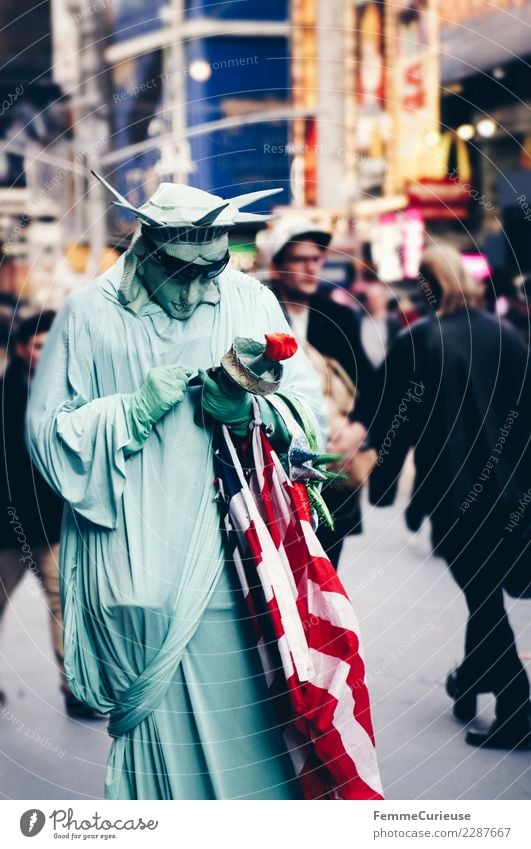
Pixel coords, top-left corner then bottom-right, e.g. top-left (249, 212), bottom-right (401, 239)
top-left (127, 365), bottom-right (192, 455)
top-left (197, 369), bottom-right (252, 437)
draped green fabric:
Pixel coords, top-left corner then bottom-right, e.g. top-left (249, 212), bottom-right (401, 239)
top-left (27, 260), bottom-right (326, 799)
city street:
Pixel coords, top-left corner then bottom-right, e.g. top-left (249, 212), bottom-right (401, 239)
top-left (1, 477), bottom-right (529, 801)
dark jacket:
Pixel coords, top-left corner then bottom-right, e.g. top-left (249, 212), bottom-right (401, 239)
top-left (388, 314), bottom-right (402, 344)
top-left (355, 308), bottom-right (531, 558)
top-left (0, 359), bottom-right (64, 548)
top-left (273, 292), bottom-right (371, 536)
top-left (272, 291), bottom-right (380, 408)
top-left (305, 296), bottom-right (366, 389)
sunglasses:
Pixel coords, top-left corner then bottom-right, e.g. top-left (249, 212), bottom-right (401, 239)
top-left (142, 234), bottom-right (230, 281)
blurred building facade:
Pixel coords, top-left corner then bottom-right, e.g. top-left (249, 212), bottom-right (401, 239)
top-left (0, 0), bottom-right (531, 302)
top-left (440, 0), bottom-right (531, 283)
top-left (101, 0), bottom-right (292, 243)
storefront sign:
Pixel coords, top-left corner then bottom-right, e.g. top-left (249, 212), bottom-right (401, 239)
top-left (389, 0), bottom-right (440, 190)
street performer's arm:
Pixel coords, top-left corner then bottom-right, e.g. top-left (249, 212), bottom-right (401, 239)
top-left (26, 294), bottom-right (163, 530)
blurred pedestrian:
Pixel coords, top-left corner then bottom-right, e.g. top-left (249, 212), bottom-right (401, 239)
top-left (357, 281), bottom-right (401, 371)
top-left (0, 289), bottom-right (25, 378)
top-left (505, 274), bottom-right (531, 346)
top-left (266, 218), bottom-right (374, 568)
top-left (350, 244), bottom-right (531, 750)
top-left (0, 311), bottom-right (102, 719)
top-left (393, 295), bottom-right (422, 328)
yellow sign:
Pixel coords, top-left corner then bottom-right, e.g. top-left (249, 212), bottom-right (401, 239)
top-left (388, 0), bottom-right (441, 190)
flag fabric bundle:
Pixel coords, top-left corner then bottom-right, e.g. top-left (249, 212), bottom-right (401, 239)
top-left (212, 412), bottom-right (383, 800)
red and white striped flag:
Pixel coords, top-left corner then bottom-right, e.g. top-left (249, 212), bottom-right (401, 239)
top-left (213, 415), bottom-right (383, 800)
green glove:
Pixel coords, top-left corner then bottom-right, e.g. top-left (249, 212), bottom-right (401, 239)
top-left (126, 365), bottom-right (192, 455)
top-left (197, 369), bottom-right (252, 437)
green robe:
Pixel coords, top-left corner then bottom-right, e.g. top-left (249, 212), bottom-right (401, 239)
top-left (28, 261), bottom-right (326, 799)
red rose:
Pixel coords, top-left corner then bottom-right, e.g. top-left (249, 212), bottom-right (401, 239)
top-left (264, 333), bottom-right (298, 362)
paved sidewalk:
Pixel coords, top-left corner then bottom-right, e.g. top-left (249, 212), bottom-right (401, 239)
top-left (0, 573), bottom-right (110, 799)
top-left (339, 493), bottom-right (531, 800)
top-left (0, 490), bottom-right (529, 800)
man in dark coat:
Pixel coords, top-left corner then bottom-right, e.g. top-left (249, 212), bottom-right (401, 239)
top-left (0, 312), bottom-right (102, 718)
top-left (350, 244), bottom-right (531, 750)
top-left (266, 219), bottom-right (372, 567)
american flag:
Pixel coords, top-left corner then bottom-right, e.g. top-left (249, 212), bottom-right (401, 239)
top-left (213, 416), bottom-right (383, 800)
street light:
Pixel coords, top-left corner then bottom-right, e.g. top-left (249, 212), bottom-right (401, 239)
top-left (476, 118), bottom-right (497, 138)
top-left (189, 60), bottom-right (212, 82)
top-left (424, 130), bottom-right (441, 148)
top-left (456, 124), bottom-right (475, 141)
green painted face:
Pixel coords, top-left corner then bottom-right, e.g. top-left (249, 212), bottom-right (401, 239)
top-left (135, 236), bottom-right (226, 319)
top-left (140, 262), bottom-right (220, 320)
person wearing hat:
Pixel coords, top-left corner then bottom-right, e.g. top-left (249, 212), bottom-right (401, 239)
top-left (266, 218), bottom-right (373, 568)
top-left (27, 176), bottom-right (328, 799)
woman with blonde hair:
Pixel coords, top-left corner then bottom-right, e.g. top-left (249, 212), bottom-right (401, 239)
top-left (418, 243), bottom-right (484, 314)
top-left (350, 242), bottom-right (531, 750)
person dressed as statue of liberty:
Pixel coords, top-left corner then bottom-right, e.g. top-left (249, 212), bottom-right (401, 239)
top-left (27, 173), bottom-right (328, 800)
